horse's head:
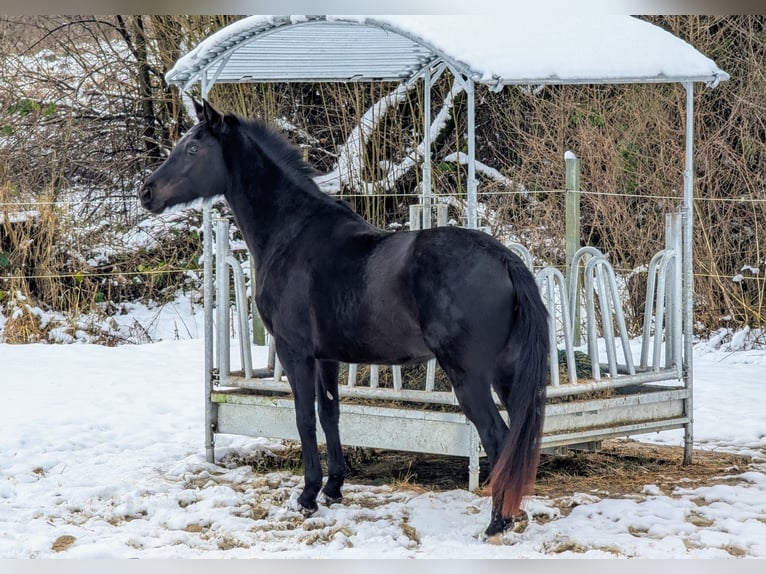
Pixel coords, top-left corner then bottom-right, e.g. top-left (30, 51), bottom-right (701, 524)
top-left (140, 99), bottom-right (234, 213)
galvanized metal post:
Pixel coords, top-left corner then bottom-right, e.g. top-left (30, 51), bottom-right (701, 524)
top-left (201, 77), bottom-right (216, 464)
top-left (466, 78), bottom-right (477, 229)
top-left (670, 213), bottom-right (683, 376)
top-left (203, 207), bottom-right (215, 464)
top-left (422, 67), bottom-right (433, 230)
top-left (682, 82), bottom-right (695, 465)
top-left (666, 212), bottom-right (683, 372)
top-left (216, 218), bottom-right (231, 380)
top-left (409, 204), bottom-right (421, 232)
top-left (468, 425), bottom-right (481, 492)
top-left (565, 152), bottom-right (582, 346)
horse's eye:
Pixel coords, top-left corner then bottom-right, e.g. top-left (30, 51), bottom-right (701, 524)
top-left (188, 144), bottom-right (199, 155)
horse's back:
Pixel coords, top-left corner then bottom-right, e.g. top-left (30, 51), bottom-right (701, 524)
top-left (408, 226), bottom-right (529, 356)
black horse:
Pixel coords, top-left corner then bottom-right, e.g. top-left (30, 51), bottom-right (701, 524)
top-left (140, 99), bottom-right (549, 537)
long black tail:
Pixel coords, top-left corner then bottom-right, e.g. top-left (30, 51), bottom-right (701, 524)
top-left (488, 255), bottom-right (549, 518)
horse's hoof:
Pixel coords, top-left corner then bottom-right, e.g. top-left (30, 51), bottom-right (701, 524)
top-left (484, 516), bottom-right (513, 538)
top-left (484, 509), bottom-right (528, 538)
top-left (322, 492), bottom-right (343, 506)
top-left (298, 502), bottom-right (318, 517)
top-left (296, 497), bottom-right (319, 517)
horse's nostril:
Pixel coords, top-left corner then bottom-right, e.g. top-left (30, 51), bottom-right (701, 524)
top-left (140, 185), bottom-right (151, 203)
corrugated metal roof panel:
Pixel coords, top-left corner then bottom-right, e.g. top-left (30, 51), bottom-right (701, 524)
top-left (166, 15), bottom-right (729, 90)
top-left (169, 19), bottom-right (438, 89)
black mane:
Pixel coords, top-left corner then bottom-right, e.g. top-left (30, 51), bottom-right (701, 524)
top-left (238, 116), bottom-right (321, 194)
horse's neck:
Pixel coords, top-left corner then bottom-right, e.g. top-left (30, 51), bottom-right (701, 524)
top-left (225, 172), bottom-right (328, 269)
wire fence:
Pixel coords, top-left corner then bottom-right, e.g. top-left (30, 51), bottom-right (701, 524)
top-left (1, 188), bottom-right (763, 285)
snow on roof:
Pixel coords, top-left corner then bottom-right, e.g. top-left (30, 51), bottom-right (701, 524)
top-left (166, 15), bottom-right (729, 90)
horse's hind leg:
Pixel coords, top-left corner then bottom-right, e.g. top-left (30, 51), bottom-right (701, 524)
top-left (274, 339), bottom-right (322, 514)
top-left (316, 359), bottom-right (345, 504)
top-left (436, 357), bottom-right (508, 468)
top-left (438, 355), bottom-right (522, 537)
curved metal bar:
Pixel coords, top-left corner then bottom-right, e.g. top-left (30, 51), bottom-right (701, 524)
top-left (603, 258), bottom-right (636, 375)
top-left (640, 248), bottom-right (678, 371)
top-left (641, 249), bottom-right (667, 368)
top-left (506, 242), bottom-right (534, 271)
top-left (581, 253), bottom-right (635, 379)
top-left (587, 257), bottom-right (618, 377)
top-left (225, 254), bottom-right (254, 379)
top-left (536, 266), bottom-right (577, 385)
top-left (568, 246), bottom-right (605, 337)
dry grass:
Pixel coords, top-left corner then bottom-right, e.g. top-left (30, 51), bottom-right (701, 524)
top-left (534, 439), bottom-right (750, 500)
top-left (1, 179), bottom-right (204, 342)
top-left (227, 438), bottom-right (752, 502)
top-left (51, 535), bottom-right (76, 553)
top-left (3, 300), bottom-right (47, 343)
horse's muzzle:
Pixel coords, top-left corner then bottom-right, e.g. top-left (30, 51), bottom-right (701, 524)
top-left (139, 183), bottom-right (160, 213)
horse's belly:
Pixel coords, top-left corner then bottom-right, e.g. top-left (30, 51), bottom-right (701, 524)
top-left (315, 345), bottom-right (433, 366)
top-left (314, 316), bottom-right (432, 365)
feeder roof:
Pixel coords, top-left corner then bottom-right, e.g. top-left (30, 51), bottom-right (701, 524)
top-left (166, 15), bottom-right (729, 91)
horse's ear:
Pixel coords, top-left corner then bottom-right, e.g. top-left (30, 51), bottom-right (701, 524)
top-left (202, 99), bottom-right (224, 131)
top-left (192, 98), bottom-right (204, 122)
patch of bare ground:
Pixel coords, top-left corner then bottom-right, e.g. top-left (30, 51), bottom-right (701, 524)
top-left (231, 438), bottom-right (752, 501)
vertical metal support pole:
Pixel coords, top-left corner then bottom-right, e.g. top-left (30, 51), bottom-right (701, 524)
top-left (370, 365), bottom-right (379, 388)
top-left (664, 214), bottom-right (673, 368)
top-left (203, 207), bottom-right (216, 463)
top-left (422, 68), bottom-right (433, 230)
top-left (200, 73), bottom-right (218, 463)
top-left (267, 335), bottom-right (276, 371)
top-left (425, 359), bottom-right (436, 392)
top-left (653, 257), bottom-right (669, 370)
top-left (201, 77), bottom-right (217, 464)
top-left (436, 204), bottom-right (448, 227)
top-left (565, 153), bottom-right (582, 346)
top-left (466, 78), bottom-right (478, 229)
top-left (665, 212), bottom-right (683, 372)
top-left (392, 366), bottom-right (403, 391)
top-left (409, 204), bottom-right (421, 231)
top-left (347, 363), bottom-right (358, 387)
top-left (409, 191), bottom-right (439, 392)
top-left (670, 213), bottom-right (684, 376)
top-left (682, 82), bottom-right (695, 465)
top-left (468, 425), bottom-right (481, 492)
top-left (412, 185), bottom-right (438, 393)
top-left (216, 218), bottom-right (230, 380)
top-left (584, 264), bottom-right (602, 381)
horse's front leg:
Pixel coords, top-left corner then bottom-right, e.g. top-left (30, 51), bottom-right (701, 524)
top-left (275, 340), bottom-right (322, 514)
top-left (316, 359), bottom-right (344, 505)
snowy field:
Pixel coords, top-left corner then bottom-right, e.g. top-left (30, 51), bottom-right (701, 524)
top-left (1, 299), bottom-right (765, 559)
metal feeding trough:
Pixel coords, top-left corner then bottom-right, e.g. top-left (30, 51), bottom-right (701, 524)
top-left (202, 208), bottom-right (689, 491)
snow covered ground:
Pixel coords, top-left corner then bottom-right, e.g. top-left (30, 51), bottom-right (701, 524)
top-left (1, 299), bottom-right (765, 558)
